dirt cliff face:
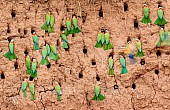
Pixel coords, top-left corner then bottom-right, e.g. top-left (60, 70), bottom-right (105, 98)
top-left (0, 0), bottom-right (170, 110)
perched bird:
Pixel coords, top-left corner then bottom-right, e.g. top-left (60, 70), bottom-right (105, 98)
top-left (32, 32), bottom-right (39, 50)
top-left (45, 43), bottom-right (51, 56)
top-left (21, 79), bottom-right (28, 98)
top-left (60, 31), bottom-right (69, 49)
top-left (64, 18), bottom-right (72, 36)
top-left (108, 56), bottom-right (114, 76)
top-left (49, 43), bottom-right (60, 61)
top-left (3, 39), bottom-right (17, 61)
top-left (120, 55), bottom-right (128, 74)
top-left (156, 27), bottom-right (164, 47)
top-left (103, 30), bottom-right (113, 50)
top-left (26, 55), bottom-right (31, 75)
top-left (140, 3), bottom-right (152, 24)
top-left (92, 82), bottom-right (105, 101)
top-left (135, 39), bottom-right (145, 57)
top-left (95, 31), bottom-right (104, 48)
top-left (70, 15), bottom-right (81, 34)
top-left (40, 46), bottom-right (50, 66)
top-left (54, 82), bottom-right (62, 101)
top-left (30, 58), bottom-right (37, 78)
top-left (29, 81), bottom-right (36, 101)
top-left (41, 12), bottom-right (55, 33)
top-left (154, 6), bottom-right (167, 26)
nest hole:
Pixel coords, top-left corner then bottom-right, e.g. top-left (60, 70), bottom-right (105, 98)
top-left (72, 34), bottom-right (75, 37)
top-left (24, 29), bottom-right (27, 35)
top-left (7, 37), bottom-right (12, 42)
top-left (83, 47), bottom-right (87, 54)
top-left (56, 39), bottom-right (60, 46)
top-left (114, 85), bottom-right (118, 89)
top-left (96, 75), bottom-right (100, 81)
top-left (1, 73), bottom-right (5, 79)
top-left (140, 59), bottom-right (145, 65)
top-left (29, 77), bottom-right (34, 81)
top-left (18, 28), bottom-right (21, 33)
top-left (11, 10), bottom-right (16, 18)
top-left (99, 6), bottom-right (103, 17)
top-left (47, 63), bottom-right (51, 68)
top-left (132, 83), bottom-right (136, 89)
top-left (79, 72), bottom-right (83, 78)
top-left (64, 46), bottom-right (69, 51)
top-left (7, 24), bottom-right (10, 33)
top-left (14, 62), bottom-right (18, 70)
top-left (91, 60), bottom-right (96, 65)
top-left (60, 24), bottom-right (65, 31)
top-left (24, 49), bottom-right (29, 56)
top-left (124, 2), bottom-right (128, 12)
top-left (31, 28), bottom-right (35, 34)
top-left (134, 19), bottom-right (139, 29)
top-left (156, 50), bottom-right (161, 56)
top-left (155, 69), bottom-right (159, 75)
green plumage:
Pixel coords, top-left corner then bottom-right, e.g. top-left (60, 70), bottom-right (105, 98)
top-left (50, 15), bottom-right (55, 28)
top-left (32, 35), bottom-right (39, 50)
top-left (103, 32), bottom-right (113, 50)
top-left (46, 44), bottom-right (51, 55)
top-left (71, 17), bottom-right (81, 34)
top-left (92, 85), bottom-right (105, 101)
top-left (31, 59), bottom-right (37, 78)
top-left (21, 81), bottom-right (28, 98)
top-left (3, 41), bottom-right (17, 61)
top-left (140, 7), bottom-right (152, 24)
top-left (154, 9), bottom-right (167, 26)
top-left (49, 44), bottom-right (60, 61)
top-left (46, 13), bottom-right (51, 25)
top-left (120, 57), bottom-right (128, 74)
top-left (95, 33), bottom-right (103, 48)
top-left (40, 46), bottom-right (50, 66)
top-left (29, 83), bottom-right (36, 101)
top-left (41, 12), bottom-right (55, 33)
top-left (55, 85), bottom-right (62, 101)
top-left (136, 41), bottom-right (145, 57)
top-left (108, 57), bottom-right (114, 75)
top-left (26, 56), bottom-right (31, 74)
top-left (66, 20), bottom-right (71, 32)
top-left (61, 33), bottom-right (69, 49)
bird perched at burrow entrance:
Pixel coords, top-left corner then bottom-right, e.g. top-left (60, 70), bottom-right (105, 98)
top-left (120, 55), bottom-right (128, 74)
top-left (40, 46), bottom-right (50, 66)
top-left (140, 3), bottom-right (152, 24)
top-left (29, 81), bottom-right (36, 101)
top-left (95, 30), bottom-right (104, 48)
top-left (21, 78), bottom-right (28, 98)
top-left (92, 82), bottom-right (106, 101)
top-left (41, 12), bottom-right (55, 33)
top-left (32, 32), bottom-right (39, 50)
top-left (3, 39), bottom-right (17, 61)
top-left (108, 55), bottom-right (114, 76)
top-left (49, 43), bottom-right (60, 61)
top-left (154, 6), bottom-right (167, 26)
top-left (135, 38), bottom-right (145, 57)
top-left (60, 31), bottom-right (69, 49)
top-left (70, 15), bottom-right (81, 34)
top-left (103, 30), bottom-right (113, 50)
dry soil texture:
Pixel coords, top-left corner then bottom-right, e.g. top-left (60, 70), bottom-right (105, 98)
top-left (0, 0), bottom-right (170, 110)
